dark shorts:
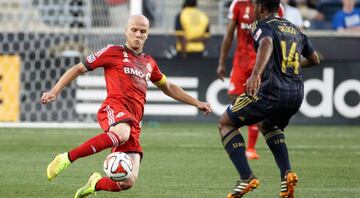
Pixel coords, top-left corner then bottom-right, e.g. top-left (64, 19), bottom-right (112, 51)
top-left (226, 94), bottom-right (301, 131)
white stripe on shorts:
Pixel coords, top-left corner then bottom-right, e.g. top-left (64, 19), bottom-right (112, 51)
top-left (105, 105), bottom-right (115, 126)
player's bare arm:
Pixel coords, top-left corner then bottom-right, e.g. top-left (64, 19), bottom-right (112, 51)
top-left (246, 36), bottom-right (273, 96)
top-left (301, 51), bottom-right (320, 67)
top-left (41, 63), bottom-right (87, 104)
top-left (157, 80), bottom-right (212, 116)
top-left (217, 20), bottom-right (237, 81)
top-left (176, 35), bottom-right (187, 58)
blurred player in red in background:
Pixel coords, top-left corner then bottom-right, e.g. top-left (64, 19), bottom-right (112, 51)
top-left (217, 0), bottom-right (283, 160)
top-left (41, 14), bottom-right (212, 198)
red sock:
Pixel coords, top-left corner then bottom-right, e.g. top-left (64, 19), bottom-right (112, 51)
top-left (68, 131), bottom-right (120, 162)
top-left (247, 124), bottom-right (259, 150)
top-left (95, 177), bottom-right (123, 192)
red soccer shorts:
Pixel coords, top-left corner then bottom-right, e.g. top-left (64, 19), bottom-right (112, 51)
top-left (97, 104), bottom-right (143, 156)
top-left (228, 64), bottom-right (254, 96)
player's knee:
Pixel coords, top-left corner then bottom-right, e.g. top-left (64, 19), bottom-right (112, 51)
top-left (258, 121), bottom-right (277, 136)
top-left (218, 113), bottom-right (235, 137)
top-left (110, 123), bottom-right (131, 144)
top-left (217, 115), bottom-right (227, 131)
top-left (120, 174), bottom-right (137, 190)
top-left (112, 131), bottom-right (130, 144)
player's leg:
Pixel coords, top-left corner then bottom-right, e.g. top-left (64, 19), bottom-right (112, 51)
top-left (98, 153), bottom-right (140, 191)
top-left (47, 106), bottom-right (132, 181)
top-left (218, 113), bottom-right (259, 198)
top-left (218, 94), bottom-right (268, 197)
top-left (243, 67), bottom-right (260, 160)
top-left (68, 105), bottom-right (134, 162)
top-left (246, 124), bottom-right (260, 160)
top-left (47, 123), bottom-right (130, 181)
top-left (74, 153), bottom-right (141, 198)
top-left (229, 67), bottom-right (260, 160)
top-left (68, 123), bottom-right (130, 162)
top-left (258, 120), bottom-right (298, 198)
top-left (218, 113), bottom-right (253, 181)
top-left (258, 120), bottom-right (291, 178)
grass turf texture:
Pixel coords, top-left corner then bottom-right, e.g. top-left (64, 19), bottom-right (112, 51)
top-left (0, 123), bottom-right (359, 198)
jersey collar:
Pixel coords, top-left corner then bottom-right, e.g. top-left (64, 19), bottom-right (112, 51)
top-left (124, 45), bottom-right (143, 56)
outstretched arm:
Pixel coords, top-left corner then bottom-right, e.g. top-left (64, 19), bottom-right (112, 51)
top-left (157, 80), bottom-right (212, 116)
top-left (41, 63), bottom-right (88, 104)
top-left (246, 36), bottom-right (273, 96)
top-left (217, 20), bottom-right (237, 81)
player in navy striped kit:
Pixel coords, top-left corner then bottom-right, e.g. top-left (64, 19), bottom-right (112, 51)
top-left (217, 0), bottom-right (320, 197)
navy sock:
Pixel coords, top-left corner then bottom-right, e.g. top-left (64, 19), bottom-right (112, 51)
top-left (222, 130), bottom-right (252, 180)
top-left (265, 130), bottom-right (291, 178)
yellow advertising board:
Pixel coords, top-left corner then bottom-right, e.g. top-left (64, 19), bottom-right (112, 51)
top-left (0, 55), bottom-right (21, 121)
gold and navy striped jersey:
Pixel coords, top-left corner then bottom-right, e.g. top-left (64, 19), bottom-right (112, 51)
top-left (252, 16), bottom-right (315, 101)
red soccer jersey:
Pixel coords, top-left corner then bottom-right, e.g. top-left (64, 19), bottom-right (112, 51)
top-left (228, 0), bottom-right (284, 68)
top-left (228, 0), bottom-right (257, 69)
top-left (84, 45), bottom-right (165, 123)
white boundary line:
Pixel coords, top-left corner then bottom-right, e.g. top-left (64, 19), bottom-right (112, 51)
top-left (0, 122), bottom-right (99, 129)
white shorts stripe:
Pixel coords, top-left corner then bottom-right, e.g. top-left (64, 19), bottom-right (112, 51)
top-left (105, 105), bottom-right (115, 126)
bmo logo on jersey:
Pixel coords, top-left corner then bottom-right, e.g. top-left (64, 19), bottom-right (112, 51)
top-left (124, 67), bottom-right (145, 78)
top-left (240, 23), bottom-right (252, 30)
top-left (124, 67), bottom-right (151, 83)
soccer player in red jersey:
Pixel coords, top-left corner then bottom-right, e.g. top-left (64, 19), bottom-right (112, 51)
top-left (41, 14), bottom-right (211, 198)
top-left (217, 0), bottom-right (283, 160)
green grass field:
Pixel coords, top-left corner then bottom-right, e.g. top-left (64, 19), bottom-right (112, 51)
top-left (0, 123), bottom-right (360, 198)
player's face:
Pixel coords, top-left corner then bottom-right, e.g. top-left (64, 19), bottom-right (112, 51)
top-left (253, 1), bottom-right (262, 20)
top-left (125, 16), bottom-right (149, 53)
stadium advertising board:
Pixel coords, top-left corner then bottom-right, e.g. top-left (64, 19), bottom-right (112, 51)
top-left (61, 58), bottom-right (357, 124)
top-left (21, 57), bottom-right (359, 124)
top-left (1, 32), bottom-right (359, 124)
top-left (13, 52), bottom-right (360, 125)
top-left (0, 55), bottom-right (20, 121)
top-left (148, 59), bottom-right (360, 125)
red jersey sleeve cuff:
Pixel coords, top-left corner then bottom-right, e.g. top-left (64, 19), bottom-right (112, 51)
top-left (82, 61), bottom-right (94, 71)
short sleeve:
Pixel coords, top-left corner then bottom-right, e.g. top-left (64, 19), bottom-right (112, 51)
top-left (83, 45), bottom-right (114, 71)
top-left (301, 33), bottom-right (315, 57)
top-left (252, 21), bottom-right (274, 44)
top-left (332, 11), bottom-right (345, 30)
top-left (149, 58), bottom-right (166, 86)
top-left (228, 0), bottom-right (239, 21)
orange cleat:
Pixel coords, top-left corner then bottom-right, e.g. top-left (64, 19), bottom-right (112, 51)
top-left (226, 175), bottom-right (260, 198)
top-left (280, 171), bottom-right (298, 198)
top-left (246, 149), bottom-right (260, 160)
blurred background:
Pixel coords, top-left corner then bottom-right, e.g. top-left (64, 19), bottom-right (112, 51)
top-left (1, 0), bottom-right (357, 31)
top-left (0, 0), bottom-right (359, 126)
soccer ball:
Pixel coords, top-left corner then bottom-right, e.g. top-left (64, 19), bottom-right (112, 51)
top-left (103, 152), bottom-right (133, 181)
